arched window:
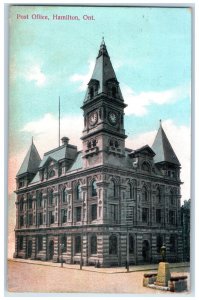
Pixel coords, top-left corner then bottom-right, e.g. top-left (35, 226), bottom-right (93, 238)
top-left (132, 184), bottom-right (136, 199)
top-left (126, 183), bottom-right (132, 199)
top-left (49, 190), bottom-right (53, 206)
top-left (91, 180), bottom-right (97, 197)
top-left (37, 191), bottom-right (42, 208)
top-left (28, 194), bottom-right (33, 209)
top-left (76, 184), bottom-right (82, 200)
top-left (109, 180), bottom-right (116, 197)
top-left (156, 187), bottom-right (161, 202)
top-left (142, 186), bottom-right (148, 202)
top-left (129, 234), bottom-right (134, 254)
top-left (142, 162), bottom-right (150, 172)
top-left (109, 140), bottom-right (114, 147)
top-left (156, 235), bottom-right (163, 253)
top-left (91, 235), bottom-right (97, 254)
top-left (109, 234), bottom-right (118, 255)
top-left (62, 188), bottom-right (67, 203)
top-left (20, 196), bottom-right (24, 211)
top-left (49, 169), bottom-right (55, 178)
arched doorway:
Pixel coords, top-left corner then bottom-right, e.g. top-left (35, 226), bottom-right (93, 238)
top-left (48, 240), bottom-right (54, 260)
top-left (142, 240), bottom-right (150, 263)
top-left (27, 240), bottom-right (32, 258)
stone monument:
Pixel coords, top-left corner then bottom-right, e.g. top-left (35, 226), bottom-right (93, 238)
top-left (155, 245), bottom-right (171, 287)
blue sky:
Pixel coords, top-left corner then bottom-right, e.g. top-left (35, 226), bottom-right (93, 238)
top-left (9, 5), bottom-right (191, 200)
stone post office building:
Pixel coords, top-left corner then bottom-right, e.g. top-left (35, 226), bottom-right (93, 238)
top-left (14, 40), bottom-right (183, 266)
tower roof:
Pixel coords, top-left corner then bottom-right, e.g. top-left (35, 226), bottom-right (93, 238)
top-left (17, 140), bottom-right (41, 176)
top-left (84, 38), bottom-right (124, 102)
top-left (152, 122), bottom-right (180, 166)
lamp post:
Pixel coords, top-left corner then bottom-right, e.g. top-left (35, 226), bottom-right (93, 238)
top-left (160, 245), bottom-right (166, 262)
top-left (60, 241), bottom-right (64, 268)
top-left (80, 228), bottom-right (83, 270)
top-left (126, 227), bottom-right (129, 272)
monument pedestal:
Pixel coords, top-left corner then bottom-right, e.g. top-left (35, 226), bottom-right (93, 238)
top-left (155, 262), bottom-right (171, 287)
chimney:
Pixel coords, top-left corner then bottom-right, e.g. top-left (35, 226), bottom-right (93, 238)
top-left (61, 137), bottom-right (69, 146)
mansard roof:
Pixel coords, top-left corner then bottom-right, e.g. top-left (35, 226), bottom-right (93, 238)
top-left (130, 145), bottom-right (156, 157)
top-left (84, 38), bottom-right (124, 102)
top-left (17, 141), bottom-right (41, 176)
top-left (39, 145), bottom-right (67, 168)
top-left (152, 122), bottom-right (180, 166)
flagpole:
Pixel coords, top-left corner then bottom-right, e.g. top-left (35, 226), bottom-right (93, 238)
top-left (59, 96), bottom-right (60, 147)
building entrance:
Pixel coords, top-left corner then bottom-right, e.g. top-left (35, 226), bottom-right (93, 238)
top-left (27, 240), bottom-right (32, 258)
top-left (142, 240), bottom-right (150, 262)
top-left (48, 240), bottom-right (54, 260)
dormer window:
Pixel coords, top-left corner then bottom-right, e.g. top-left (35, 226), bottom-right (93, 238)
top-left (49, 169), bottom-right (55, 178)
top-left (112, 86), bottom-right (117, 97)
top-left (88, 79), bottom-right (99, 100)
top-left (89, 87), bottom-right (94, 98)
top-left (141, 162), bottom-right (150, 172)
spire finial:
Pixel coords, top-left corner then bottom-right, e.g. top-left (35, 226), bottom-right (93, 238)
top-left (159, 119), bottom-right (162, 126)
top-left (32, 136), bottom-right (34, 144)
top-left (101, 36), bottom-right (105, 45)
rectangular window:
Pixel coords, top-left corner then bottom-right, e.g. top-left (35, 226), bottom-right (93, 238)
top-left (49, 211), bottom-right (54, 224)
top-left (109, 204), bottom-right (118, 224)
top-left (170, 235), bottom-right (176, 252)
top-left (19, 236), bottom-right (23, 250)
top-left (169, 210), bottom-right (175, 225)
top-left (19, 201), bottom-right (24, 211)
top-left (91, 204), bottom-right (97, 221)
top-left (76, 207), bottom-right (81, 222)
top-left (38, 236), bottom-right (43, 251)
top-left (61, 209), bottom-right (67, 223)
top-left (126, 205), bottom-right (134, 223)
top-left (61, 235), bottom-right (67, 253)
top-left (75, 236), bottom-right (81, 254)
top-left (28, 197), bottom-right (32, 209)
top-left (156, 209), bottom-right (161, 223)
top-left (19, 215), bottom-right (24, 227)
top-left (38, 213), bottom-right (43, 225)
top-left (28, 214), bottom-right (33, 226)
top-left (142, 208), bottom-right (149, 223)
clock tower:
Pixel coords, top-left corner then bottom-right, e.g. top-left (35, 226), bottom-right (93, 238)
top-left (81, 39), bottom-right (127, 168)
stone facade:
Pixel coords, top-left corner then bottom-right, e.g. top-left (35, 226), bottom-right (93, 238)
top-left (14, 40), bottom-right (183, 267)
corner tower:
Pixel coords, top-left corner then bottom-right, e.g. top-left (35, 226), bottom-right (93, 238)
top-left (81, 39), bottom-right (127, 168)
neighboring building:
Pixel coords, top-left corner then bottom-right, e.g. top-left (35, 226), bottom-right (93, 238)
top-left (14, 40), bottom-right (183, 266)
top-left (181, 199), bottom-right (190, 262)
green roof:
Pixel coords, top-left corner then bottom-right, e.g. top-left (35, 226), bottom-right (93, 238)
top-left (39, 146), bottom-right (67, 168)
top-left (152, 123), bottom-right (180, 166)
top-left (17, 142), bottom-right (41, 176)
top-left (68, 151), bottom-right (83, 171)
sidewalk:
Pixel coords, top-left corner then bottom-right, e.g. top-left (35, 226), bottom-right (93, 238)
top-left (8, 258), bottom-right (190, 274)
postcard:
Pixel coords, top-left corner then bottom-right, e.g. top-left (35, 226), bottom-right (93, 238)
top-left (7, 4), bottom-right (191, 295)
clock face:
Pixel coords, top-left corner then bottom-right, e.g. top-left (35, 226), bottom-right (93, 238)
top-left (108, 111), bottom-right (117, 125)
top-left (89, 112), bottom-right (98, 126)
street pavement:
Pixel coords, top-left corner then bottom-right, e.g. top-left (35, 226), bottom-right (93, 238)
top-left (7, 259), bottom-right (191, 295)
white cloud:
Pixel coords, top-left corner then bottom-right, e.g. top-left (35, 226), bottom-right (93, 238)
top-left (122, 83), bottom-right (191, 116)
top-left (69, 59), bottom-right (95, 91)
top-left (25, 64), bottom-right (46, 86)
top-left (126, 119), bottom-right (191, 202)
top-left (21, 113), bottom-right (83, 154)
